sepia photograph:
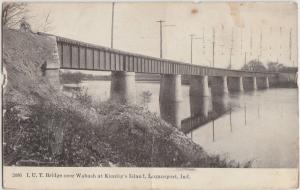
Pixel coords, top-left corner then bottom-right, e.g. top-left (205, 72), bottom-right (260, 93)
top-left (1, 1), bottom-right (299, 189)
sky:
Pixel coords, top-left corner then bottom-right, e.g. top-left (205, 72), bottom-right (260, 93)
top-left (27, 2), bottom-right (297, 70)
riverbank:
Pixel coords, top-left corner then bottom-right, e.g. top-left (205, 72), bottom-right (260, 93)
top-left (3, 28), bottom-right (250, 167)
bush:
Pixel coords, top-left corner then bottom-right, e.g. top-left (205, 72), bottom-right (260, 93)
top-left (3, 99), bottom-right (251, 167)
top-left (3, 102), bottom-right (125, 166)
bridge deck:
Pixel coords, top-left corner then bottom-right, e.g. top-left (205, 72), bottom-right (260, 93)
top-left (54, 35), bottom-right (277, 78)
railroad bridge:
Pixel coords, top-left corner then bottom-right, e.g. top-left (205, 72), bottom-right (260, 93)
top-left (40, 33), bottom-right (296, 128)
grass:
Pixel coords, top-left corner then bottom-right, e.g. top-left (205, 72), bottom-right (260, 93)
top-left (3, 95), bottom-right (252, 168)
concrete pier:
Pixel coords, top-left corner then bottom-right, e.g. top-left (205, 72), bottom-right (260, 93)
top-left (227, 77), bottom-right (244, 92)
top-left (257, 77), bottom-right (270, 89)
top-left (210, 76), bottom-right (229, 96)
top-left (159, 74), bottom-right (183, 128)
top-left (189, 75), bottom-right (210, 97)
top-left (239, 77), bottom-right (244, 92)
top-left (110, 71), bottom-right (136, 104)
top-left (243, 77), bottom-right (257, 91)
top-left (43, 35), bottom-right (61, 90)
top-left (253, 77), bottom-right (257, 90)
top-left (228, 76), bottom-right (244, 92)
top-left (266, 77), bottom-right (270, 88)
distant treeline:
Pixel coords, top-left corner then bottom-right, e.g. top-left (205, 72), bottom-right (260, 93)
top-left (60, 72), bottom-right (161, 84)
top-left (60, 72), bottom-right (110, 84)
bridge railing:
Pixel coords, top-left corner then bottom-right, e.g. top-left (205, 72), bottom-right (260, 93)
top-left (52, 34), bottom-right (277, 77)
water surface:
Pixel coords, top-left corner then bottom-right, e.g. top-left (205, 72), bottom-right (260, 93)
top-left (64, 80), bottom-right (298, 168)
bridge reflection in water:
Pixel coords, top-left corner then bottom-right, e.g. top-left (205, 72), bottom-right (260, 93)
top-left (180, 94), bottom-right (230, 135)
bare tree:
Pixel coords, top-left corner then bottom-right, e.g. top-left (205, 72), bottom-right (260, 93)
top-left (37, 11), bottom-right (53, 32)
top-left (2, 2), bottom-right (28, 28)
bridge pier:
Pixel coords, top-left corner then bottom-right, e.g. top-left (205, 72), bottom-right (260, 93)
top-left (265, 77), bottom-right (270, 88)
top-left (189, 75), bottom-right (210, 97)
top-left (110, 71), bottom-right (136, 104)
top-left (159, 74), bottom-right (183, 128)
top-left (210, 76), bottom-right (229, 96)
top-left (243, 76), bottom-right (257, 91)
top-left (41, 35), bottom-right (61, 90)
top-left (253, 77), bottom-right (257, 90)
top-left (228, 76), bottom-right (244, 92)
top-left (257, 77), bottom-right (270, 89)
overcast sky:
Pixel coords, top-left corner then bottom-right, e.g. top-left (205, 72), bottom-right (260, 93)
top-left (27, 2), bottom-right (297, 69)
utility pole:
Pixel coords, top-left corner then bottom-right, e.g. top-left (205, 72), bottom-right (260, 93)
top-left (259, 28), bottom-right (262, 56)
top-left (156, 20), bottom-right (175, 58)
top-left (229, 28), bottom-right (234, 69)
top-left (212, 28), bottom-right (215, 67)
top-left (190, 34), bottom-right (201, 64)
top-left (157, 20), bottom-right (165, 58)
top-left (190, 34), bottom-right (195, 64)
top-left (202, 27), bottom-right (205, 54)
top-left (289, 28), bottom-right (292, 61)
top-left (240, 28), bottom-right (243, 55)
top-left (244, 52), bottom-right (247, 67)
top-left (250, 28), bottom-right (253, 56)
top-left (111, 2), bottom-right (115, 48)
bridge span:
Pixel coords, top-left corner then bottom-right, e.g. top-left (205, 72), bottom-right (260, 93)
top-left (40, 33), bottom-right (295, 129)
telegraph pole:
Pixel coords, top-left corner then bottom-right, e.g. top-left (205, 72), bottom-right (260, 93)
top-left (212, 28), bottom-right (215, 67)
top-left (190, 34), bottom-right (195, 64)
top-left (289, 28), bottom-right (292, 61)
top-left (190, 34), bottom-right (201, 64)
top-left (202, 27), bottom-right (205, 54)
top-left (156, 20), bottom-right (175, 58)
top-left (229, 28), bottom-right (234, 69)
top-left (259, 28), bottom-right (262, 56)
top-left (244, 52), bottom-right (247, 67)
top-left (240, 28), bottom-right (243, 55)
top-left (250, 28), bottom-right (253, 56)
top-left (157, 20), bottom-right (165, 58)
top-left (111, 2), bottom-right (115, 48)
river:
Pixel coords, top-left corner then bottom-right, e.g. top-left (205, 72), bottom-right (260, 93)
top-left (63, 80), bottom-right (298, 168)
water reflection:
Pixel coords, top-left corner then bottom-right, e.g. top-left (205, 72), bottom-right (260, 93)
top-left (160, 101), bottom-right (183, 128)
top-left (65, 81), bottom-right (298, 167)
top-left (182, 94), bottom-right (232, 134)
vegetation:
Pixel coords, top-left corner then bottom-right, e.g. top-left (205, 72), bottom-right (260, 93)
top-left (3, 96), bottom-right (252, 167)
top-left (2, 2), bottom-right (28, 29)
top-left (241, 60), bottom-right (267, 72)
top-left (241, 60), bottom-right (296, 73)
top-left (140, 91), bottom-right (152, 108)
top-left (267, 62), bottom-right (284, 72)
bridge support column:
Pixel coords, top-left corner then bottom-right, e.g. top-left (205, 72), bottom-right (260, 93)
top-left (257, 77), bottom-right (270, 89)
top-left (223, 76), bottom-right (229, 93)
top-left (253, 77), bottom-right (257, 90)
top-left (210, 76), bottom-right (229, 96)
top-left (189, 75), bottom-right (210, 97)
top-left (239, 77), bottom-right (244, 92)
top-left (189, 75), bottom-right (211, 118)
top-left (159, 74), bottom-right (183, 129)
top-left (110, 71), bottom-right (136, 104)
top-left (228, 76), bottom-right (244, 92)
top-left (266, 77), bottom-right (270, 88)
top-left (40, 35), bottom-right (61, 90)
